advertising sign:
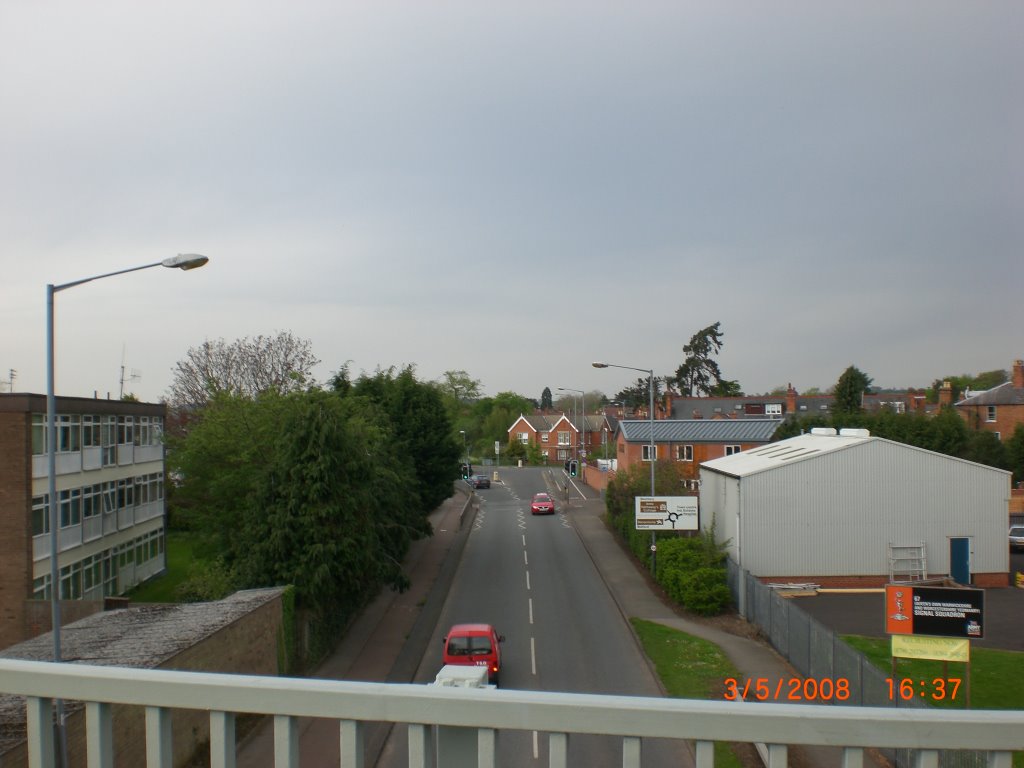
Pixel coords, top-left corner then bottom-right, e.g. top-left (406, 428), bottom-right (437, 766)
top-left (885, 584), bottom-right (984, 639)
top-left (891, 635), bottom-right (970, 663)
top-left (634, 496), bottom-right (699, 531)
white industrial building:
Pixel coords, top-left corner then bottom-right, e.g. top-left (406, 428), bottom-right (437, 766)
top-left (699, 428), bottom-right (1011, 589)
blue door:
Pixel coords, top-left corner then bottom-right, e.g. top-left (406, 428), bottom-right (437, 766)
top-left (949, 537), bottom-right (970, 585)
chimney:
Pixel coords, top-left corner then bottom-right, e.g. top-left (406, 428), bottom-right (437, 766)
top-left (939, 380), bottom-right (953, 407)
top-left (1014, 359), bottom-right (1024, 389)
top-left (786, 383), bottom-right (797, 414)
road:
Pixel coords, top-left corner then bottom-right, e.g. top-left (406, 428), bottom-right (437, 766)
top-left (376, 466), bottom-right (691, 767)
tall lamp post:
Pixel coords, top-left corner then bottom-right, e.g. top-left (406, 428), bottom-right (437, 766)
top-left (459, 429), bottom-right (468, 469)
top-left (46, 254), bottom-right (208, 763)
top-left (592, 361), bottom-right (656, 573)
top-left (557, 387), bottom-right (585, 464)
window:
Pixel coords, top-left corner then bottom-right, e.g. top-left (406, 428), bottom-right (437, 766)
top-left (117, 478), bottom-right (134, 510)
top-left (642, 444), bottom-right (658, 461)
top-left (82, 415), bottom-right (101, 447)
top-left (541, 432), bottom-right (549, 443)
top-left (32, 414), bottom-right (45, 455)
top-left (59, 488), bottom-right (82, 528)
top-left (675, 445), bottom-right (694, 462)
top-left (683, 479), bottom-right (700, 491)
top-left (557, 431), bottom-right (571, 446)
top-left (725, 445), bottom-right (742, 456)
top-left (57, 415), bottom-right (81, 452)
top-left (136, 416), bottom-right (150, 446)
top-left (517, 432), bottom-right (529, 444)
top-left (987, 406), bottom-right (997, 422)
top-left (765, 403), bottom-right (782, 418)
top-left (117, 416), bottom-right (134, 446)
top-left (82, 484), bottom-right (102, 519)
top-left (32, 495), bottom-right (49, 536)
top-left (101, 416), bottom-right (117, 466)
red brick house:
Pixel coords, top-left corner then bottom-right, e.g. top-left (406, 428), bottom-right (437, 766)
top-left (954, 359), bottom-right (1024, 440)
top-left (507, 413), bottom-right (611, 463)
top-left (613, 418), bottom-right (782, 488)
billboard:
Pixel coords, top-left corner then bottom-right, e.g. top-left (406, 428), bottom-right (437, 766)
top-left (885, 584), bottom-right (984, 639)
top-left (634, 496), bottom-right (699, 531)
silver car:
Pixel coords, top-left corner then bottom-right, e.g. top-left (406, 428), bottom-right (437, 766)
top-left (1010, 526), bottom-right (1024, 552)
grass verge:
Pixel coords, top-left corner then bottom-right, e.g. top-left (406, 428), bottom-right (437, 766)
top-left (127, 530), bottom-right (200, 603)
top-left (843, 634), bottom-right (1024, 767)
top-left (631, 618), bottom-right (746, 768)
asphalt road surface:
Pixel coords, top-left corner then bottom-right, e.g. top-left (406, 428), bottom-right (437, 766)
top-left (375, 466), bottom-right (691, 767)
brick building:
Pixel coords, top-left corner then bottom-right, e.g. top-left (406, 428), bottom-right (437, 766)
top-left (507, 412), bottom-right (612, 463)
top-left (954, 359), bottom-right (1024, 440)
top-left (0, 393), bottom-right (168, 649)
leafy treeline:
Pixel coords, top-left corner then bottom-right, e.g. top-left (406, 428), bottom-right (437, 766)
top-left (604, 462), bottom-right (731, 616)
top-left (168, 364), bottom-right (459, 657)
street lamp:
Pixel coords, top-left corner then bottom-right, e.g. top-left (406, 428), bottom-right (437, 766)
top-left (592, 361), bottom-right (657, 573)
top-left (557, 387), bottom-right (585, 464)
top-left (459, 429), bottom-right (468, 469)
top-left (46, 254), bottom-right (208, 763)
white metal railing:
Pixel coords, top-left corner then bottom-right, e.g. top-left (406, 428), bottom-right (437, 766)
top-left (1, 659), bottom-right (1022, 768)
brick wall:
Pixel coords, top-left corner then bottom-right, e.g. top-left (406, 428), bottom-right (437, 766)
top-left (0, 411), bottom-right (32, 651)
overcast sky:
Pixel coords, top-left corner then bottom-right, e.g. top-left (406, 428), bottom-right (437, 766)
top-left (2, 2), bottom-right (1021, 405)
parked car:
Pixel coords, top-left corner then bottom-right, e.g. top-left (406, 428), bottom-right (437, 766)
top-left (469, 474), bottom-right (491, 489)
top-left (1010, 526), bottom-right (1024, 551)
top-left (530, 492), bottom-right (555, 515)
top-left (441, 623), bottom-right (504, 685)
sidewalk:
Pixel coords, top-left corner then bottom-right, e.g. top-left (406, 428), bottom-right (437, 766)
top-left (567, 483), bottom-right (876, 768)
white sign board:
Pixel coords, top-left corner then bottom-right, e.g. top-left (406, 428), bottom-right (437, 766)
top-left (634, 496), bottom-right (699, 531)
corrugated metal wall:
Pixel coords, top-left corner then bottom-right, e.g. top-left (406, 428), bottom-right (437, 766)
top-left (704, 440), bottom-right (1010, 579)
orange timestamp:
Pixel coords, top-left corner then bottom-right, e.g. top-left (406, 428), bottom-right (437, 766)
top-left (886, 677), bottom-right (961, 702)
top-left (723, 677), bottom-right (851, 702)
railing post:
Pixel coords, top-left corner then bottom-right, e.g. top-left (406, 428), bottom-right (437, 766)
top-left (477, 728), bottom-right (495, 768)
top-left (274, 715), bottom-right (298, 767)
top-left (340, 719), bottom-right (363, 768)
top-left (26, 696), bottom-right (55, 768)
top-left (694, 740), bottom-right (714, 768)
top-left (840, 746), bottom-right (863, 767)
top-left (86, 701), bottom-right (113, 768)
top-left (622, 736), bottom-right (641, 768)
top-left (407, 724), bottom-right (432, 768)
top-left (914, 750), bottom-right (939, 768)
top-left (209, 711), bottom-right (236, 768)
top-left (145, 706), bottom-right (172, 768)
top-left (548, 732), bottom-right (568, 768)
top-left (766, 743), bottom-right (787, 767)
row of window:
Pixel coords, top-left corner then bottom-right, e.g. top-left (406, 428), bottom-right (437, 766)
top-left (31, 473), bottom-right (165, 535)
top-left (516, 431), bottom-right (607, 445)
top-left (638, 444), bottom-right (742, 461)
top-left (32, 529), bottom-right (164, 600)
top-left (31, 414), bottom-right (164, 455)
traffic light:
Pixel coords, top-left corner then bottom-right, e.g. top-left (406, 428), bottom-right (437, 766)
top-left (569, 460), bottom-right (578, 477)
top-left (461, 464), bottom-right (470, 480)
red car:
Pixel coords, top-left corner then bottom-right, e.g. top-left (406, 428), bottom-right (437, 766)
top-left (442, 623), bottom-right (505, 685)
top-left (530, 492), bottom-right (555, 515)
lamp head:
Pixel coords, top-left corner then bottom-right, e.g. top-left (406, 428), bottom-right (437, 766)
top-left (162, 254), bottom-right (209, 270)
top-left (592, 362), bottom-right (608, 369)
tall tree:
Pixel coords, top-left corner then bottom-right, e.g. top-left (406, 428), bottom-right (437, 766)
top-left (673, 322), bottom-right (730, 397)
top-left (540, 387), bottom-right (553, 410)
top-left (614, 377), bottom-right (663, 412)
top-left (167, 332), bottom-right (319, 409)
top-left (833, 366), bottom-right (873, 414)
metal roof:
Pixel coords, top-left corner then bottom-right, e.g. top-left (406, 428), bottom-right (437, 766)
top-left (701, 432), bottom-right (871, 477)
top-left (618, 418), bottom-right (781, 443)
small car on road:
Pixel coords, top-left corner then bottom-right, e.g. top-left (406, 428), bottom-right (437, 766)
top-left (442, 623), bottom-right (504, 685)
top-left (1010, 526), bottom-right (1024, 552)
top-left (469, 474), bottom-right (490, 489)
top-left (530, 492), bottom-right (555, 515)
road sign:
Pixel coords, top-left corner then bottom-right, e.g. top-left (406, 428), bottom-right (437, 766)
top-left (634, 496), bottom-right (698, 531)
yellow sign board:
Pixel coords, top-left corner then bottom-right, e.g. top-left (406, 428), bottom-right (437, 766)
top-left (891, 635), bottom-right (970, 663)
